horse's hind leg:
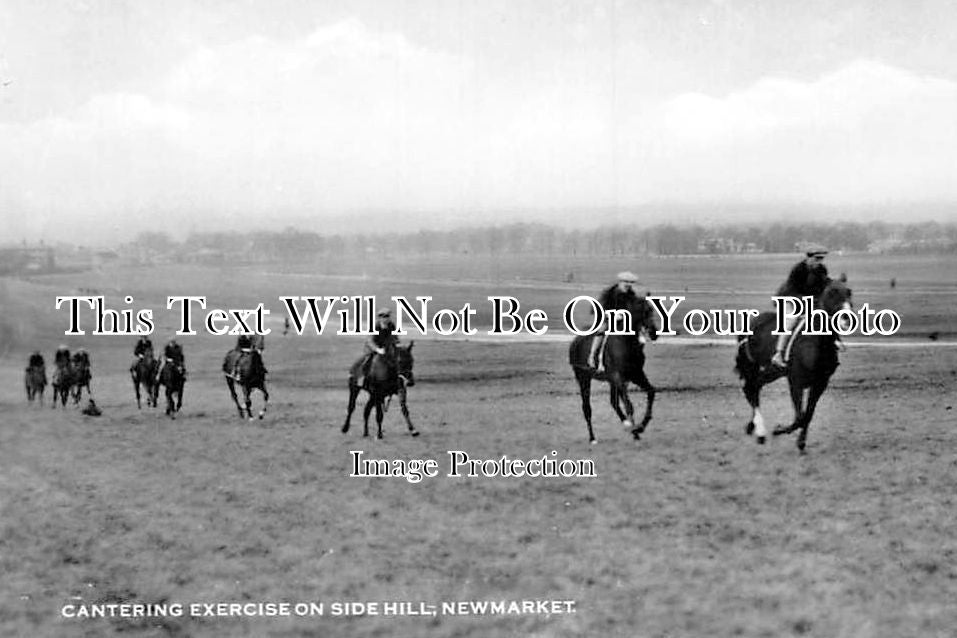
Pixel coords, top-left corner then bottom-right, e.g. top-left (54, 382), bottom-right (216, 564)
top-left (743, 378), bottom-right (767, 444)
top-left (375, 399), bottom-right (385, 440)
top-left (796, 382), bottom-right (827, 454)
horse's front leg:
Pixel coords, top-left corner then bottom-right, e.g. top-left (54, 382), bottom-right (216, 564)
top-left (133, 375), bottom-right (141, 409)
top-left (608, 378), bottom-right (635, 432)
top-left (398, 385), bottom-right (419, 437)
top-left (774, 383), bottom-right (805, 438)
top-left (166, 388), bottom-right (176, 419)
top-left (574, 368), bottom-right (596, 444)
top-left (362, 397), bottom-right (375, 437)
top-left (226, 378), bottom-right (244, 418)
top-left (257, 384), bottom-right (269, 420)
top-left (796, 381), bottom-right (828, 454)
top-left (375, 397), bottom-right (385, 440)
top-left (632, 369), bottom-right (657, 433)
top-left (243, 387), bottom-right (253, 420)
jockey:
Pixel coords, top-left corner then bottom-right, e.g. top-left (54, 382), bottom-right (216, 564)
top-left (236, 334), bottom-right (253, 351)
top-left (132, 334), bottom-right (154, 370)
top-left (359, 308), bottom-right (399, 381)
top-left (589, 271), bottom-right (640, 373)
top-left (54, 345), bottom-right (71, 368)
top-left (771, 244), bottom-right (830, 368)
top-left (156, 338), bottom-right (186, 382)
top-left (28, 351), bottom-right (45, 368)
top-left (72, 348), bottom-right (90, 366)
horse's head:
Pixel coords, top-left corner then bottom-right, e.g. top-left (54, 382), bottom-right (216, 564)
top-left (619, 295), bottom-right (659, 344)
top-left (395, 341), bottom-right (415, 387)
top-left (819, 276), bottom-right (854, 331)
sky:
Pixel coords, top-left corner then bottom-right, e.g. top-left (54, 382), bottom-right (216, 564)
top-left (1, 0), bottom-right (956, 242)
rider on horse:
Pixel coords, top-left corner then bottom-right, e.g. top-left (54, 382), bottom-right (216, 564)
top-left (771, 244), bottom-right (829, 368)
top-left (156, 338), bottom-right (186, 382)
top-left (230, 334), bottom-right (268, 378)
top-left (588, 271), bottom-right (640, 374)
top-left (358, 308), bottom-right (399, 383)
top-left (131, 334), bottom-right (154, 371)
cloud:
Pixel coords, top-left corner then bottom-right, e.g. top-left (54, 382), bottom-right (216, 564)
top-left (2, 19), bottom-right (957, 243)
top-left (625, 59), bottom-right (957, 204)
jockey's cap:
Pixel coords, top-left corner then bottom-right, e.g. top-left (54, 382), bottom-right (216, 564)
top-left (377, 307), bottom-right (392, 318)
top-left (805, 243), bottom-right (828, 257)
top-left (58, 344), bottom-right (68, 351)
top-left (617, 271), bottom-right (638, 284)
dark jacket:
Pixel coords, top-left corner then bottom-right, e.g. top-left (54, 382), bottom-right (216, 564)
top-left (134, 338), bottom-right (153, 357)
top-left (371, 318), bottom-right (397, 350)
top-left (598, 284), bottom-right (639, 311)
top-left (777, 261), bottom-right (829, 298)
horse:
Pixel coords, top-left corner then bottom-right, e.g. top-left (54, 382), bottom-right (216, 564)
top-left (343, 341), bottom-right (418, 439)
top-left (70, 351), bottom-right (93, 405)
top-left (155, 360), bottom-right (185, 418)
top-left (568, 295), bottom-right (659, 443)
top-left (131, 352), bottom-right (158, 409)
top-left (51, 361), bottom-right (74, 408)
top-left (735, 277), bottom-right (853, 453)
top-left (223, 348), bottom-right (269, 420)
top-left (24, 357), bottom-right (47, 405)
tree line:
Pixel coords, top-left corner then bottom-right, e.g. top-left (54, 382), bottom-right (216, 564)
top-left (132, 219), bottom-right (957, 261)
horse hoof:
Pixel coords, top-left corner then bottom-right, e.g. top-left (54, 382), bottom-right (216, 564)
top-left (622, 419), bottom-right (634, 429)
top-left (745, 421), bottom-right (755, 436)
top-left (631, 429), bottom-right (641, 440)
top-left (590, 439), bottom-right (598, 445)
top-left (756, 435), bottom-right (766, 445)
top-left (411, 431), bottom-right (420, 437)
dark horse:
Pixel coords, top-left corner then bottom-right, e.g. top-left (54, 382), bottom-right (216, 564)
top-left (131, 352), bottom-right (158, 409)
top-left (70, 351), bottom-right (93, 405)
top-left (51, 359), bottom-right (74, 409)
top-left (155, 360), bottom-right (185, 418)
top-left (568, 296), bottom-right (659, 443)
top-left (343, 342), bottom-right (417, 439)
top-left (223, 348), bottom-right (269, 419)
top-left (25, 354), bottom-right (47, 405)
top-left (735, 277), bottom-right (853, 453)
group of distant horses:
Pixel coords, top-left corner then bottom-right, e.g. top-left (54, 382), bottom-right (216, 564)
top-left (24, 276), bottom-right (853, 453)
top-left (24, 350), bottom-right (92, 408)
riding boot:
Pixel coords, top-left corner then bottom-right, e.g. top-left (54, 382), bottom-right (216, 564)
top-left (771, 333), bottom-right (788, 368)
top-left (588, 336), bottom-right (602, 370)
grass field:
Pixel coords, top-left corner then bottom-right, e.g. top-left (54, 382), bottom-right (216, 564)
top-left (1, 254), bottom-right (956, 637)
